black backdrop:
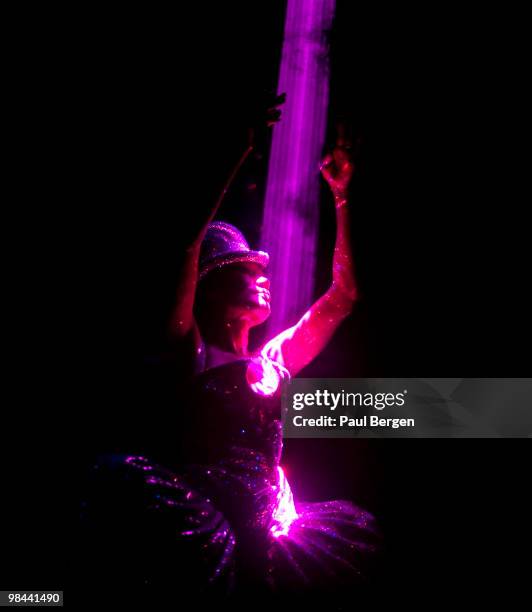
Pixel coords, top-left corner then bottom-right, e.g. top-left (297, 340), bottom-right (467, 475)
top-left (3, 1), bottom-right (530, 604)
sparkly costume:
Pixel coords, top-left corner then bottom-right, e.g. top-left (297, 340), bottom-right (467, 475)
top-left (81, 204), bottom-right (379, 598)
top-left (81, 349), bottom-right (380, 597)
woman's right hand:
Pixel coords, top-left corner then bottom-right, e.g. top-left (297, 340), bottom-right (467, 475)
top-left (247, 91), bottom-right (286, 147)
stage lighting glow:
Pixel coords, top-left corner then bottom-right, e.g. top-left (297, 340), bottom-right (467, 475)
top-left (270, 466), bottom-right (299, 537)
top-left (261, 0), bottom-right (336, 335)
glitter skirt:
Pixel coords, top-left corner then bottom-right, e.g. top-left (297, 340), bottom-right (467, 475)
top-left (79, 452), bottom-right (381, 598)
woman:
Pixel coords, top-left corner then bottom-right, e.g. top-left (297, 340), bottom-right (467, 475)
top-left (81, 114), bottom-right (380, 601)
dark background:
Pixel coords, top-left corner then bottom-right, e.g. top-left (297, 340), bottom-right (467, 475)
top-left (3, 0), bottom-right (530, 604)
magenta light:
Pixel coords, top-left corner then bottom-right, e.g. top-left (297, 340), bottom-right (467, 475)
top-left (246, 355), bottom-right (282, 396)
top-left (246, 352), bottom-right (290, 397)
top-left (270, 466), bottom-right (299, 537)
top-left (261, 0), bottom-right (336, 335)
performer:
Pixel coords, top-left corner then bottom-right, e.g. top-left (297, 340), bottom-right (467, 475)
top-left (80, 102), bottom-right (380, 600)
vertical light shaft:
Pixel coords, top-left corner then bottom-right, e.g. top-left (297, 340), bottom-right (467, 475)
top-left (261, 0), bottom-right (336, 336)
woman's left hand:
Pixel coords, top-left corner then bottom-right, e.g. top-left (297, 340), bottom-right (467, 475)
top-left (320, 130), bottom-right (354, 202)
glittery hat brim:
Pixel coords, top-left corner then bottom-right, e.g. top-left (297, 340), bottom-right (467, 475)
top-left (199, 250), bottom-right (269, 280)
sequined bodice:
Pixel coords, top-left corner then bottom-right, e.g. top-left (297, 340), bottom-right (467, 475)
top-left (179, 358), bottom-right (288, 534)
top-left (182, 359), bottom-right (285, 468)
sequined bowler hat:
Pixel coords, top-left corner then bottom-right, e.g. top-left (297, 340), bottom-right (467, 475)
top-left (198, 221), bottom-right (270, 280)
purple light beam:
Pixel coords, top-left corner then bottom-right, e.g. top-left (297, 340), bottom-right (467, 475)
top-left (261, 0), bottom-right (336, 336)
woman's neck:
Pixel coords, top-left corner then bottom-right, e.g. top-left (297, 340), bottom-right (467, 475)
top-left (226, 319), bottom-right (250, 356)
top-left (206, 318), bottom-right (251, 356)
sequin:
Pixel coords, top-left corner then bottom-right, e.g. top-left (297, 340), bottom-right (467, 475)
top-left (83, 357), bottom-right (380, 594)
top-left (198, 222), bottom-right (269, 280)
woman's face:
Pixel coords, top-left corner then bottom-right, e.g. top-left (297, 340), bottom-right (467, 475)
top-left (213, 262), bottom-right (271, 326)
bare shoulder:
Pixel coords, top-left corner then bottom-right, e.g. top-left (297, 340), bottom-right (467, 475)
top-left (258, 325), bottom-right (298, 370)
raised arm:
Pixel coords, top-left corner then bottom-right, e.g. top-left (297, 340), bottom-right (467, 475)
top-left (168, 93), bottom-right (286, 344)
top-left (168, 144), bottom-right (253, 342)
top-left (262, 138), bottom-right (357, 376)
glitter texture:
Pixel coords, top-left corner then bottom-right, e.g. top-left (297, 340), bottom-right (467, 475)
top-left (82, 356), bottom-right (380, 594)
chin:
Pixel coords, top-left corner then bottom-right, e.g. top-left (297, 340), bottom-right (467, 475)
top-left (248, 303), bottom-right (271, 326)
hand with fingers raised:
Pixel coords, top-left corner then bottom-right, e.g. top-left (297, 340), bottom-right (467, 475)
top-left (247, 91), bottom-right (286, 149)
top-left (320, 125), bottom-right (355, 209)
